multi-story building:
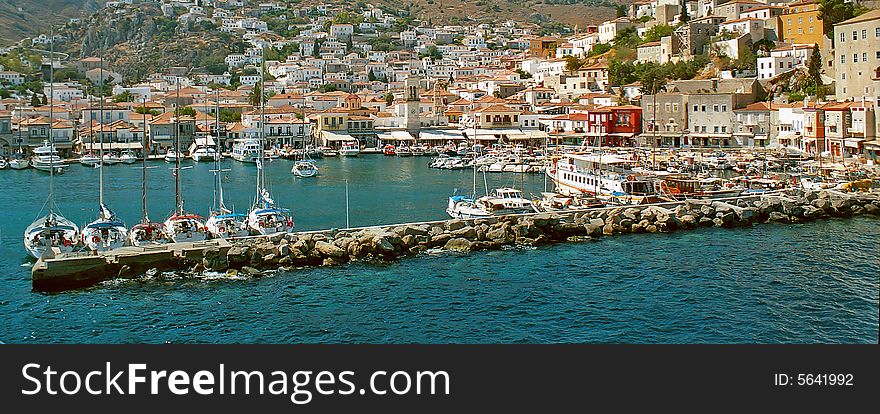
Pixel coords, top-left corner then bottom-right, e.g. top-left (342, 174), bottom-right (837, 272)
top-left (833, 9), bottom-right (880, 100)
top-left (778, 0), bottom-right (824, 47)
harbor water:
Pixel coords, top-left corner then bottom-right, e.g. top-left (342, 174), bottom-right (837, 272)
top-left (0, 156), bottom-right (877, 343)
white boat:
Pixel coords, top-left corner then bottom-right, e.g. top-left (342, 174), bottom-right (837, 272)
top-left (24, 213), bottom-right (79, 259)
top-left (31, 141), bottom-right (66, 173)
top-left (190, 138), bottom-right (218, 162)
top-left (473, 188), bottom-right (539, 215)
top-left (119, 150), bottom-right (138, 164)
top-left (164, 214), bottom-right (208, 242)
top-left (81, 204), bottom-right (128, 252)
top-left (247, 52), bottom-right (295, 237)
top-left (447, 195), bottom-right (493, 219)
top-left (231, 139), bottom-right (261, 163)
top-left (340, 141), bottom-right (360, 157)
top-left (396, 144), bottom-right (412, 157)
top-left (410, 145), bottom-right (426, 156)
top-left (102, 152), bottom-right (120, 165)
top-left (547, 153), bottom-right (660, 205)
top-left (0, 158), bottom-right (7, 169)
top-left (164, 150), bottom-right (183, 162)
top-left (79, 152), bottom-right (101, 166)
top-left (9, 157), bottom-right (29, 169)
top-left (129, 222), bottom-right (170, 246)
top-left (292, 160), bottom-right (319, 178)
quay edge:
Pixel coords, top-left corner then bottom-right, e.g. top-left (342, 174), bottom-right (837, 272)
top-left (31, 189), bottom-right (880, 292)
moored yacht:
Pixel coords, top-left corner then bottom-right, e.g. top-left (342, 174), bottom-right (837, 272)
top-left (24, 213), bottom-right (79, 259)
top-left (547, 153), bottom-right (661, 205)
top-left (119, 150), bottom-right (138, 164)
top-left (189, 138), bottom-right (218, 162)
top-left (102, 152), bottom-right (120, 165)
top-left (164, 150), bottom-right (183, 162)
top-left (79, 152), bottom-right (101, 166)
top-left (81, 204), bottom-right (128, 252)
top-left (31, 141), bottom-right (66, 173)
top-left (231, 139), bottom-right (261, 163)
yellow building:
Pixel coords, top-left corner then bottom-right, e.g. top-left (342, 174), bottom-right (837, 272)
top-left (778, 0), bottom-right (824, 47)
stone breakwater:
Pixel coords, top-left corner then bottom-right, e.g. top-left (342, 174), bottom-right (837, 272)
top-left (200, 189), bottom-right (880, 277)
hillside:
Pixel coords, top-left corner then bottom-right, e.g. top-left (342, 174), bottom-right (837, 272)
top-left (0, 0), bottom-right (99, 46)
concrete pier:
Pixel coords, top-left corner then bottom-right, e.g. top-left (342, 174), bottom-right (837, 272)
top-left (31, 188), bottom-right (880, 291)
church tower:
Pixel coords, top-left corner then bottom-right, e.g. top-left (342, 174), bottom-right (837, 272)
top-left (404, 76), bottom-right (421, 137)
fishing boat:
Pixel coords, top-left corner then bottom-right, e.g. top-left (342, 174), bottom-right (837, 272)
top-left (81, 204), bottom-right (128, 252)
top-left (383, 144), bottom-right (396, 156)
top-left (292, 160), bottom-right (319, 177)
top-left (189, 138), bottom-right (218, 162)
top-left (231, 139), bottom-right (261, 163)
top-left (340, 141), bottom-right (360, 156)
top-left (656, 175), bottom-right (740, 200)
top-left (163, 80), bottom-right (208, 243)
top-left (247, 50), bottom-right (295, 236)
top-left (24, 34), bottom-right (79, 259)
top-left (31, 141), bottom-right (66, 173)
top-left (79, 152), bottom-right (101, 166)
top-left (129, 97), bottom-right (171, 247)
top-left (119, 150), bottom-right (138, 164)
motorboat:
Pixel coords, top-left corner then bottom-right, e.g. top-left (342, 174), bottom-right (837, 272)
top-left (0, 158), bottom-right (7, 169)
top-left (292, 160), bottom-right (319, 178)
top-left (340, 141), bottom-right (360, 157)
top-left (474, 188), bottom-right (539, 216)
top-left (119, 150), bottom-right (138, 164)
top-left (447, 195), bottom-right (493, 219)
top-left (102, 152), bottom-right (120, 165)
top-left (396, 144), bottom-right (412, 157)
top-left (9, 157), bottom-right (29, 169)
top-left (164, 150), bottom-right (183, 163)
top-left (31, 141), bottom-right (66, 173)
top-left (190, 145), bottom-right (218, 162)
top-left (410, 145), bottom-right (426, 156)
top-left (231, 139), bottom-right (261, 163)
top-left (79, 152), bottom-right (101, 166)
top-left (383, 144), bottom-right (396, 156)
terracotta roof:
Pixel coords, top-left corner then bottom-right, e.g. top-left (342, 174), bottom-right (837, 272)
top-left (477, 104), bottom-right (518, 113)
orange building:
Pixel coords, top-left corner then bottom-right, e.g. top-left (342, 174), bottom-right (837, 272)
top-left (778, 0), bottom-right (825, 47)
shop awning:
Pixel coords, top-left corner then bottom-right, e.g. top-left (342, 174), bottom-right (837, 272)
top-left (322, 131), bottom-right (355, 142)
top-left (418, 129), bottom-right (468, 141)
top-left (844, 138), bottom-right (864, 148)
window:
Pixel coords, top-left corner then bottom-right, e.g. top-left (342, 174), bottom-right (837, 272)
top-left (842, 73), bottom-right (846, 80)
top-left (722, 126), bottom-right (727, 133)
top-left (841, 54), bottom-right (846, 64)
top-left (713, 126), bottom-right (719, 133)
top-left (809, 16), bottom-right (813, 23)
top-left (853, 31), bottom-right (857, 40)
top-left (840, 32), bottom-right (845, 42)
top-left (863, 53), bottom-right (868, 62)
top-left (701, 105), bottom-right (706, 112)
top-left (672, 103), bottom-right (679, 112)
top-left (877, 51), bottom-right (880, 59)
top-left (722, 105), bottom-right (727, 112)
top-left (798, 28), bottom-right (803, 34)
top-left (713, 104), bottom-right (719, 112)
top-left (809, 26), bottom-right (813, 33)
top-left (862, 29), bottom-right (867, 39)
top-left (877, 28), bottom-right (880, 37)
top-left (798, 17), bottom-right (802, 24)
top-left (854, 54), bottom-right (858, 63)
top-left (693, 105), bottom-right (698, 112)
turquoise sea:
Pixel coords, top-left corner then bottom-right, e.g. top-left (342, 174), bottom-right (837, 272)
top-left (0, 156), bottom-right (877, 343)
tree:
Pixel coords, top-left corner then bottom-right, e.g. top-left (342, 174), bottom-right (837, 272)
top-left (313, 38), bottom-right (321, 57)
top-left (805, 44), bottom-right (823, 91)
top-left (384, 92), bottom-right (394, 106)
top-left (616, 5), bottom-right (627, 17)
top-left (587, 43), bottom-right (612, 58)
top-left (40, 94), bottom-right (47, 105)
top-left (642, 25), bottom-right (674, 43)
top-left (219, 109), bottom-right (241, 123)
top-left (564, 55), bottom-right (584, 74)
top-left (609, 60), bottom-right (636, 85)
top-left (31, 94), bottom-right (41, 107)
top-left (680, 0), bottom-right (689, 23)
top-left (368, 69), bottom-right (376, 82)
top-left (514, 68), bottom-right (532, 79)
top-left (113, 91), bottom-right (133, 103)
top-left (249, 81), bottom-right (269, 106)
top-left (0, 88), bottom-right (9, 99)
top-left (176, 107), bottom-right (196, 116)
top-left (818, 0), bottom-right (866, 42)
top-left (640, 65), bottom-right (668, 95)
top-left (419, 45), bottom-right (443, 60)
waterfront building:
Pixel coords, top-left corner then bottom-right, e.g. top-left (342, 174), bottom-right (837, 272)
top-left (833, 9), bottom-right (880, 101)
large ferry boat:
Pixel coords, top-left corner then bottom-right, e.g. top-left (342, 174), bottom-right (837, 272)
top-left (546, 153), bottom-right (661, 205)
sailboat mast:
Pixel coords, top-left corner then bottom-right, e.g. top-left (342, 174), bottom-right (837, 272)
top-left (175, 78), bottom-right (181, 213)
top-left (142, 96), bottom-right (148, 223)
top-left (257, 47), bottom-right (266, 204)
top-left (98, 44), bottom-right (105, 206)
top-left (472, 120), bottom-right (476, 198)
top-left (215, 89), bottom-right (224, 211)
top-left (48, 27), bottom-right (55, 215)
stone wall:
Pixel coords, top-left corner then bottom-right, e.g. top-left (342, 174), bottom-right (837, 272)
top-left (203, 189), bottom-right (880, 276)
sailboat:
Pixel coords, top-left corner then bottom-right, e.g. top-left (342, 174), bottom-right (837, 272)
top-left (129, 97), bottom-right (171, 246)
top-left (206, 89), bottom-right (249, 239)
top-left (23, 30), bottom-right (80, 259)
top-left (447, 120), bottom-right (492, 219)
top-left (163, 79), bottom-right (208, 243)
top-left (81, 55), bottom-right (128, 252)
top-left (246, 49), bottom-right (295, 236)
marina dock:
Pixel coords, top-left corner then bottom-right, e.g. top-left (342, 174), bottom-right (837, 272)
top-left (30, 188), bottom-right (880, 292)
